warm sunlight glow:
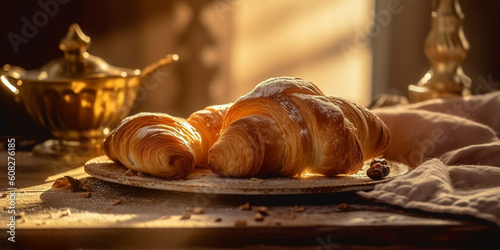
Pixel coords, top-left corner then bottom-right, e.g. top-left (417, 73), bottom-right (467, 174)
top-left (230, 0), bottom-right (374, 105)
top-left (299, 170), bottom-right (325, 179)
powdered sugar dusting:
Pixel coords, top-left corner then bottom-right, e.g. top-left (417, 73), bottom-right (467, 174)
top-left (237, 77), bottom-right (321, 102)
top-left (136, 125), bottom-right (167, 139)
top-left (275, 95), bottom-right (303, 123)
top-left (300, 129), bottom-right (309, 138)
top-left (292, 93), bottom-right (342, 121)
top-left (115, 112), bottom-right (167, 132)
top-left (248, 114), bottom-right (267, 124)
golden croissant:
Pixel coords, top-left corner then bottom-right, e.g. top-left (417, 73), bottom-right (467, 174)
top-left (103, 104), bottom-right (230, 179)
top-left (208, 77), bottom-right (390, 177)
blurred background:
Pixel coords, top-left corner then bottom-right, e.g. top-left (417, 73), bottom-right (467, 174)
top-left (1, 0), bottom-right (499, 141)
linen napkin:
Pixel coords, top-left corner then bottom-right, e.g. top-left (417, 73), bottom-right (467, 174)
top-left (358, 91), bottom-right (500, 225)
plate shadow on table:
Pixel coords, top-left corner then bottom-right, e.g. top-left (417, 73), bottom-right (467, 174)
top-left (39, 176), bottom-right (495, 223)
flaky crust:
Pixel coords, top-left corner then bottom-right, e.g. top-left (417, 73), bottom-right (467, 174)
top-left (103, 113), bottom-right (201, 179)
top-left (208, 77), bottom-right (390, 178)
top-left (103, 104), bottom-right (230, 179)
top-left (327, 96), bottom-right (391, 160)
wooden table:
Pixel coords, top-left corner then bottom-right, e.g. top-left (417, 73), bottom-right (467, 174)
top-left (1, 149), bottom-right (498, 249)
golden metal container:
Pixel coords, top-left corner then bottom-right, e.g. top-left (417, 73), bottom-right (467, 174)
top-left (408, 0), bottom-right (471, 103)
top-left (1, 24), bottom-right (178, 163)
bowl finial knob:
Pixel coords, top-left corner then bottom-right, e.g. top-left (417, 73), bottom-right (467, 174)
top-left (59, 23), bottom-right (91, 56)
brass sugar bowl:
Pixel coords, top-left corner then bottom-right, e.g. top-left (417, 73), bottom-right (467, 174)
top-left (1, 23), bottom-right (178, 163)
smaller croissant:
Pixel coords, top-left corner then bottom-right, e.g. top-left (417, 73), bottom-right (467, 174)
top-left (186, 104), bottom-right (231, 166)
top-left (104, 104), bottom-right (230, 179)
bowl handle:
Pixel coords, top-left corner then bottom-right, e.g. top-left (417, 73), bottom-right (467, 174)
top-left (1, 64), bottom-right (26, 96)
top-left (1, 74), bottom-right (20, 95)
top-left (140, 54), bottom-right (179, 79)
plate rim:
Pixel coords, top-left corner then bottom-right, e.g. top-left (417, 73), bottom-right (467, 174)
top-left (84, 155), bottom-right (409, 195)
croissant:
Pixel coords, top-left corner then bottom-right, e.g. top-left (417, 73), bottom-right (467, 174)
top-left (327, 96), bottom-right (390, 160)
top-left (208, 77), bottom-right (390, 178)
top-left (186, 104), bottom-right (231, 166)
top-left (103, 104), bottom-right (230, 179)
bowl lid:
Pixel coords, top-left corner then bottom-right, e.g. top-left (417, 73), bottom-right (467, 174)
top-left (36, 23), bottom-right (137, 80)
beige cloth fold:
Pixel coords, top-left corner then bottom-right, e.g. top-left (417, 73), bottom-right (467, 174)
top-left (358, 91), bottom-right (500, 225)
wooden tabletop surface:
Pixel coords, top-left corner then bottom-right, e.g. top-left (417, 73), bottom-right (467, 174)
top-left (1, 149), bottom-right (499, 249)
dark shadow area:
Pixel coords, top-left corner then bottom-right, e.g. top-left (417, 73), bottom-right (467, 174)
top-left (0, 0), bottom-right (176, 139)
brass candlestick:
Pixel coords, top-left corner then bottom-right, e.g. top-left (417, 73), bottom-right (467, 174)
top-left (408, 0), bottom-right (471, 103)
